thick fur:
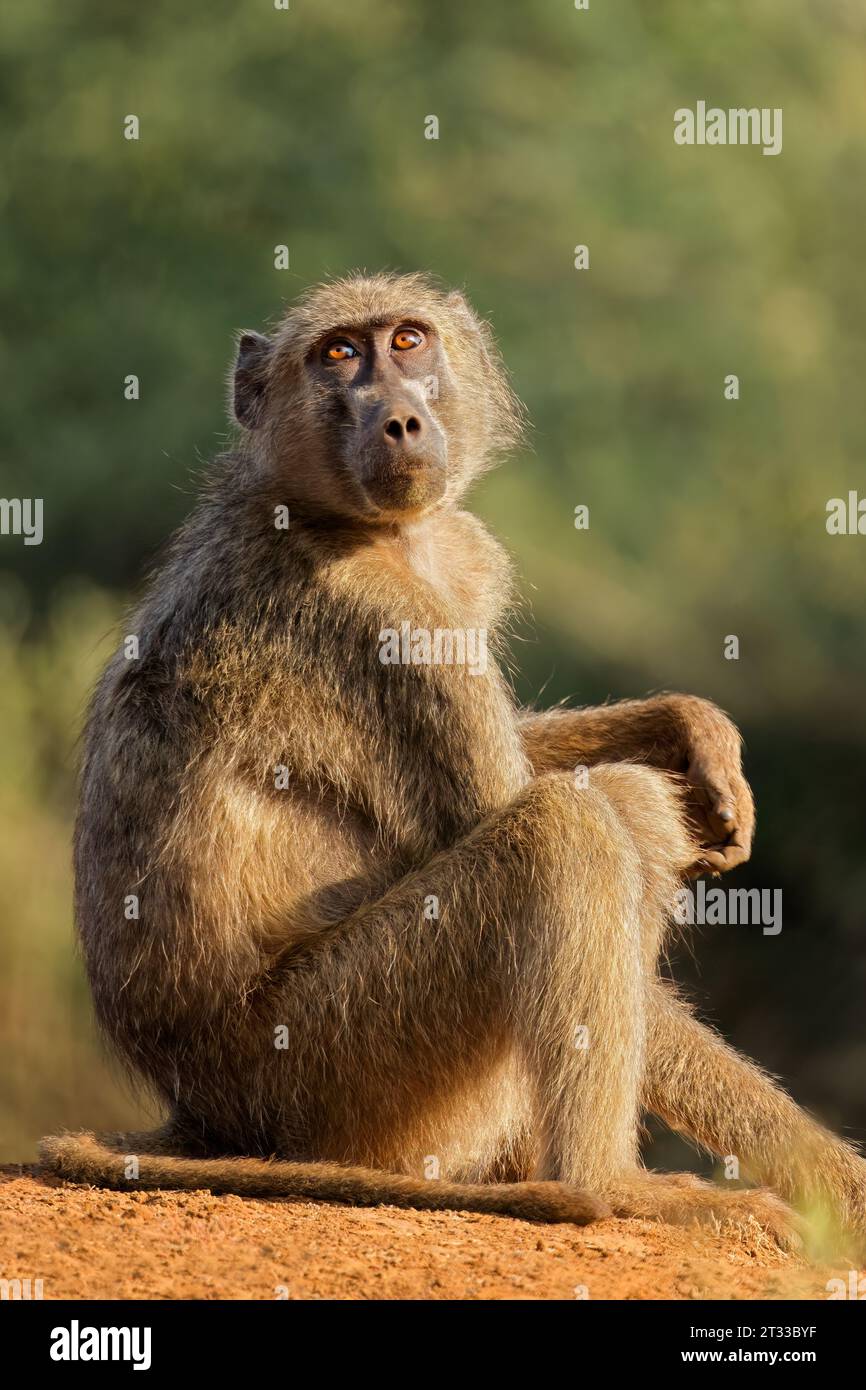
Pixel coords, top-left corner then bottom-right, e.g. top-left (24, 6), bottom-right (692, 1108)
top-left (38, 274), bottom-right (866, 1248)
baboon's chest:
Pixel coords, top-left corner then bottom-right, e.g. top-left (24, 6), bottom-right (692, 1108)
top-left (268, 517), bottom-right (530, 848)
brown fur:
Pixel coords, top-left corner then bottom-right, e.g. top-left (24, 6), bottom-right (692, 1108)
top-left (39, 1131), bottom-right (603, 1223)
top-left (38, 273), bottom-right (866, 1250)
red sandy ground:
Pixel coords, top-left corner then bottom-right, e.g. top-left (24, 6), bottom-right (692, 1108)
top-left (0, 1168), bottom-right (842, 1300)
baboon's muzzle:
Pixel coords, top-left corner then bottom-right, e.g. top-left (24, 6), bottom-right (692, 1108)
top-left (354, 395), bottom-right (447, 512)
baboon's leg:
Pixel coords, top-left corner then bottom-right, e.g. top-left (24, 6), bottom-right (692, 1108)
top-left (262, 771), bottom-right (663, 1191)
top-left (259, 762), bottom-right (801, 1242)
top-left (434, 1048), bottom-right (537, 1185)
top-left (579, 762), bottom-right (694, 972)
top-left (645, 985), bottom-right (866, 1236)
top-left (528, 765), bottom-right (799, 1243)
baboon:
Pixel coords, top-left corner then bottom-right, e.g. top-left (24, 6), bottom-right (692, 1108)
top-left (41, 273), bottom-right (866, 1249)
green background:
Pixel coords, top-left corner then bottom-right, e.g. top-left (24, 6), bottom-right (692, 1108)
top-left (2, 0), bottom-right (865, 1166)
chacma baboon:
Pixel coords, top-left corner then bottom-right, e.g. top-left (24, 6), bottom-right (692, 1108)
top-left (41, 273), bottom-right (866, 1249)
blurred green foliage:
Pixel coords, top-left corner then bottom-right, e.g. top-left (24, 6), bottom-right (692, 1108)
top-left (2, 0), bottom-right (865, 1160)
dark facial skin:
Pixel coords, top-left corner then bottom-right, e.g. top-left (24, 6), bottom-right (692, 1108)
top-left (308, 320), bottom-right (449, 516)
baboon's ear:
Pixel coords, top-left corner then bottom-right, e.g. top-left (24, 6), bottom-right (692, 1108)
top-left (232, 330), bottom-right (274, 429)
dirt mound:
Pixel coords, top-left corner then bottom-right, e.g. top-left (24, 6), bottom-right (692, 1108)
top-left (0, 1168), bottom-right (840, 1300)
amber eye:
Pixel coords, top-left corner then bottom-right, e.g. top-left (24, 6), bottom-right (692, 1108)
top-left (324, 341), bottom-right (358, 361)
top-left (392, 327), bottom-right (423, 351)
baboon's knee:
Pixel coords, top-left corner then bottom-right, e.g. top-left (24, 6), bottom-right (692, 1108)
top-left (516, 771), bottom-right (646, 917)
top-left (590, 762), bottom-right (696, 875)
top-left (585, 763), bottom-right (695, 967)
top-left (521, 771), bottom-right (639, 870)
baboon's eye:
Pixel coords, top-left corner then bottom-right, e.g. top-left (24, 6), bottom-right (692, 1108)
top-left (392, 328), bottom-right (424, 351)
top-left (323, 341), bottom-right (358, 362)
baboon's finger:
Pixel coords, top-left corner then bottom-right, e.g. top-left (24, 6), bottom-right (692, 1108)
top-left (691, 839), bottom-right (750, 874)
top-left (684, 756), bottom-right (755, 868)
top-left (688, 767), bottom-right (737, 832)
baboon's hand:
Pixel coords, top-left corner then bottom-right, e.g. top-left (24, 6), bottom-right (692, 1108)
top-left (670, 697), bottom-right (755, 876)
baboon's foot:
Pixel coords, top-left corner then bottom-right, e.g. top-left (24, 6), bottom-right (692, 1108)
top-left (601, 1171), bottom-right (803, 1252)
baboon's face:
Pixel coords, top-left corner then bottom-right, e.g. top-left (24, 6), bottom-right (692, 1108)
top-left (231, 274), bottom-right (523, 523)
top-left (304, 317), bottom-right (449, 516)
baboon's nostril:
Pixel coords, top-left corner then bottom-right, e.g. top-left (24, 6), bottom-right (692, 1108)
top-left (384, 418), bottom-right (404, 441)
top-left (405, 416), bottom-right (421, 435)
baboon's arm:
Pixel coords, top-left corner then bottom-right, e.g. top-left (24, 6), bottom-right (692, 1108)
top-left (646, 985), bottom-right (866, 1234)
top-left (518, 697), bottom-right (754, 873)
top-left (518, 695), bottom-right (746, 775)
top-left (519, 697), bottom-right (689, 773)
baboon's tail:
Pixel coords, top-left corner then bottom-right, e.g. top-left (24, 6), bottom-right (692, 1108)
top-left (38, 1130), bottom-right (607, 1226)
